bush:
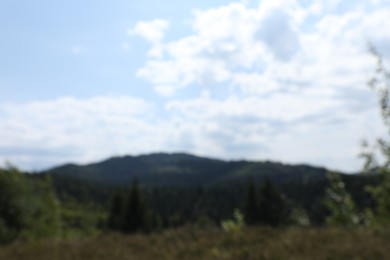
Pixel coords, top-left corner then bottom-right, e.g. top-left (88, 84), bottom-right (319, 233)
top-left (0, 166), bottom-right (61, 243)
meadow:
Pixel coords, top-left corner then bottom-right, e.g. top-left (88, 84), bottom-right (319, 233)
top-left (0, 226), bottom-right (389, 260)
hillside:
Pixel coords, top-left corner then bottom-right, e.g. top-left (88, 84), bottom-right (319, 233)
top-left (42, 152), bottom-right (330, 187)
top-left (39, 153), bottom-right (376, 225)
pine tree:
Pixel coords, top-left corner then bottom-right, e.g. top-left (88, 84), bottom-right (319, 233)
top-left (244, 178), bottom-right (259, 225)
top-left (123, 180), bottom-right (150, 233)
top-left (107, 190), bottom-right (126, 231)
top-left (258, 178), bottom-right (288, 227)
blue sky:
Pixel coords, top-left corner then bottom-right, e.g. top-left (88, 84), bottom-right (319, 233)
top-left (0, 0), bottom-right (389, 172)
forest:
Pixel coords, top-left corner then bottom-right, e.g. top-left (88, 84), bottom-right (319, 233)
top-left (0, 152), bottom-right (389, 259)
top-left (0, 50), bottom-right (390, 259)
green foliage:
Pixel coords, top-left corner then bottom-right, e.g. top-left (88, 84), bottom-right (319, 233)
top-left (221, 209), bottom-right (245, 234)
top-left (323, 173), bottom-right (360, 227)
top-left (60, 201), bottom-right (104, 239)
top-left (107, 190), bottom-right (126, 231)
top-left (366, 169), bottom-right (390, 226)
top-left (289, 207), bottom-right (311, 226)
top-left (243, 178), bottom-right (290, 227)
top-left (243, 178), bottom-right (258, 225)
top-left (123, 180), bottom-right (150, 233)
top-left (44, 165), bottom-right (378, 229)
top-left (0, 166), bottom-right (61, 243)
top-left (107, 180), bottom-right (153, 233)
top-left (258, 178), bottom-right (289, 226)
top-left (24, 176), bottom-right (61, 239)
top-left (45, 153), bottom-right (330, 188)
top-left (0, 166), bottom-right (32, 243)
top-left (361, 46), bottom-right (390, 227)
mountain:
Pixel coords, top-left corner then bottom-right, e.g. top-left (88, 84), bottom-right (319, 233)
top-left (39, 153), bottom-right (375, 225)
top-left (42, 152), bottom-right (330, 187)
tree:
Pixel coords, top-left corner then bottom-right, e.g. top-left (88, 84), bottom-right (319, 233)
top-left (27, 175), bottom-right (61, 239)
top-left (0, 165), bottom-right (61, 243)
top-left (258, 178), bottom-right (289, 227)
top-left (323, 173), bottom-right (360, 227)
top-left (244, 178), bottom-right (259, 225)
top-left (0, 166), bottom-right (31, 243)
top-left (107, 190), bottom-right (126, 231)
top-left (123, 180), bottom-right (151, 233)
top-left (361, 46), bottom-right (390, 227)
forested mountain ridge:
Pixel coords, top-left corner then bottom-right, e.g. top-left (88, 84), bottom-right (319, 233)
top-left (42, 152), bottom-right (331, 187)
top-left (39, 153), bottom-right (375, 226)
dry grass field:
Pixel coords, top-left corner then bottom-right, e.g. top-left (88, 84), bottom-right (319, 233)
top-left (0, 226), bottom-right (389, 260)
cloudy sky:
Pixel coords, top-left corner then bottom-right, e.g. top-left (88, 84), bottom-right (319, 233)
top-left (1, 0), bottom-right (389, 172)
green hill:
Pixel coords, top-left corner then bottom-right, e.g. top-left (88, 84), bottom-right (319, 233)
top-left (35, 153), bottom-right (375, 227)
top-left (42, 152), bottom-right (330, 187)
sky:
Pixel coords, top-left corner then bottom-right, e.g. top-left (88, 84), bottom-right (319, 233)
top-left (0, 0), bottom-right (389, 172)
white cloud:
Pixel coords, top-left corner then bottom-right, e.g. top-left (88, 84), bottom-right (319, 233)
top-left (154, 85), bottom-right (176, 97)
top-left (3, 1), bottom-right (390, 173)
top-left (0, 88), bottom-right (383, 172)
top-left (0, 96), bottom-right (161, 169)
top-left (163, 90), bottom-right (382, 171)
top-left (127, 0), bottom-right (390, 172)
top-left (128, 19), bottom-right (170, 43)
top-left (232, 72), bottom-right (279, 94)
top-left (134, 0), bottom-right (389, 97)
top-left (255, 8), bottom-right (301, 61)
top-left (128, 19), bottom-right (170, 58)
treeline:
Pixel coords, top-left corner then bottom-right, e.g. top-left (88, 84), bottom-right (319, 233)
top-left (107, 180), bottom-right (156, 233)
top-left (1, 162), bottom-right (389, 244)
top-left (50, 171), bottom-right (374, 227)
top-left (0, 165), bottom-right (108, 244)
top-left (104, 177), bottom-right (300, 234)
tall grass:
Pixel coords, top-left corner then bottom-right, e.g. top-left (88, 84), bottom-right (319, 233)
top-left (0, 226), bottom-right (389, 259)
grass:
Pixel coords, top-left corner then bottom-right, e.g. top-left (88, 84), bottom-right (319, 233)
top-left (0, 226), bottom-right (389, 259)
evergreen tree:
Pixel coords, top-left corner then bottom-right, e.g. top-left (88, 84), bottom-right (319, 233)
top-left (244, 178), bottom-right (259, 225)
top-left (258, 178), bottom-right (288, 227)
top-left (123, 180), bottom-right (151, 233)
top-left (107, 190), bottom-right (126, 231)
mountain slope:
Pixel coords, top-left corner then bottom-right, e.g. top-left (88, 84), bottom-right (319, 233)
top-left (43, 153), bottom-right (330, 187)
